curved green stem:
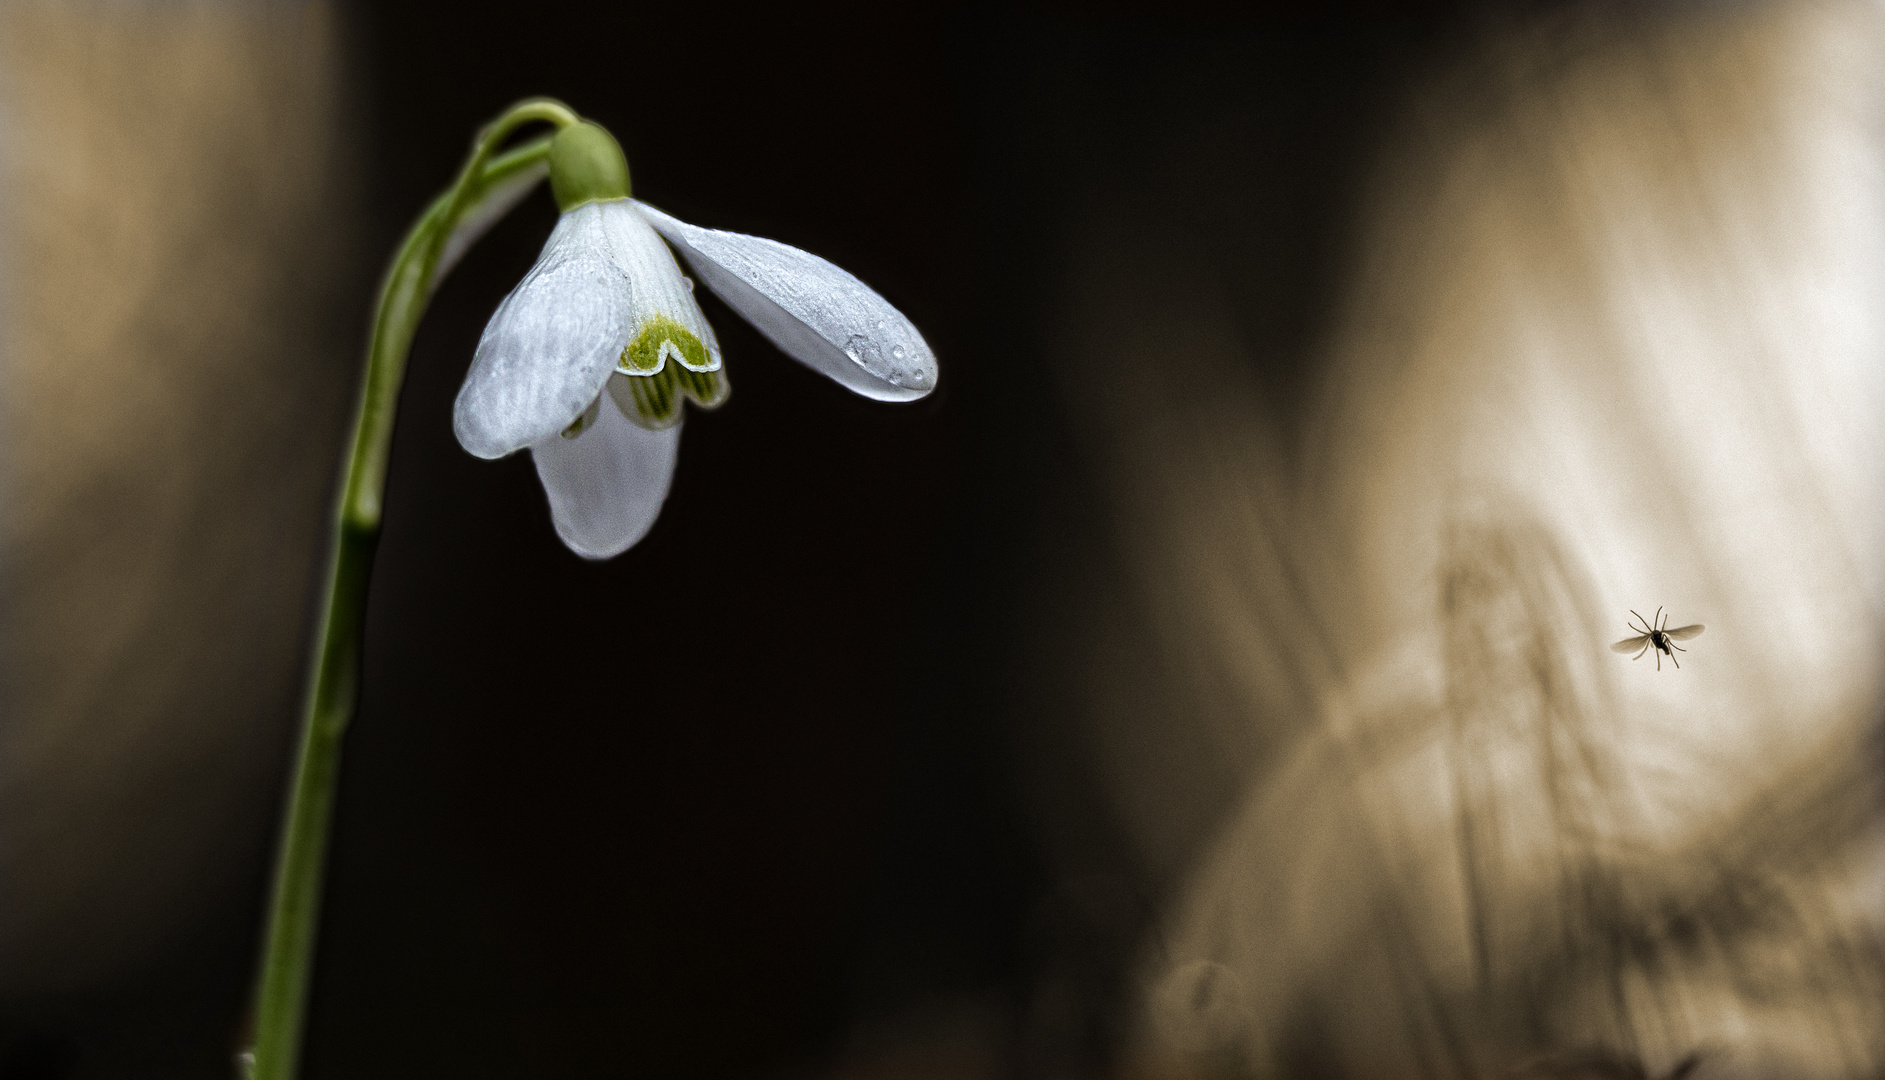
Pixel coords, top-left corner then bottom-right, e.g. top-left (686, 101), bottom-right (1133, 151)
top-left (245, 99), bottom-right (578, 1080)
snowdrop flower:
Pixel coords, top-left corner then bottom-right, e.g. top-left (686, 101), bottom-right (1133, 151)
top-left (453, 121), bottom-right (936, 558)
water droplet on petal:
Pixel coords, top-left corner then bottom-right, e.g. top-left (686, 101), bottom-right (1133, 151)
top-left (843, 333), bottom-right (881, 367)
top-left (891, 344), bottom-right (906, 360)
top-left (875, 319), bottom-right (887, 330)
top-left (683, 276), bottom-right (695, 292)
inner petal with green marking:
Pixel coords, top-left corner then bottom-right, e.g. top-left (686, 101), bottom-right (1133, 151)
top-left (619, 314), bottom-right (719, 375)
top-left (609, 363), bottom-right (728, 430)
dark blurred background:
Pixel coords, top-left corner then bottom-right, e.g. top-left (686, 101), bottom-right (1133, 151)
top-left (319, 8), bottom-right (1462, 1079)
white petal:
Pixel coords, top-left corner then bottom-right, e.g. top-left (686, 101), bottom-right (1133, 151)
top-left (529, 387), bottom-right (681, 559)
top-left (454, 203), bottom-right (631, 459)
top-left (594, 200), bottom-right (721, 373)
top-left (633, 201), bottom-right (935, 401)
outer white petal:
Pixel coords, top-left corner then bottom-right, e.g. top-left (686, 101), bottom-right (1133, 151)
top-left (529, 386), bottom-right (681, 559)
top-left (632, 201), bottom-right (935, 401)
top-left (595, 200), bottom-right (722, 373)
top-left (454, 203), bottom-right (631, 459)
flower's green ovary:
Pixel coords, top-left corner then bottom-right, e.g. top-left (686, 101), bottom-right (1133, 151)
top-left (548, 121), bottom-right (631, 211)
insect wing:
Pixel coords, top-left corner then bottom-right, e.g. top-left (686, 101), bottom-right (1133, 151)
top-left (1612, 634), bottom-right (1651, 653)
top-left (1664, 624), bottom-right (1705, 641)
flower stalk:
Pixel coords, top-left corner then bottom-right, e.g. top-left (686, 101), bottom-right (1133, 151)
top-left (243, 98), bottom-right (580, 1080)
top-left (245, 87), bottom-right (938, 1079)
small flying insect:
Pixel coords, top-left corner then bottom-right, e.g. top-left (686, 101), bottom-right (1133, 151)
top-left (1611, 607), bottom-right (1704, 671)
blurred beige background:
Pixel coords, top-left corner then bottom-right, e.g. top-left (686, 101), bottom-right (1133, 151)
top-left (0, 0), bottom-right (358, 992)
top-left (1022, 3), bottom-right (1885, 1076)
